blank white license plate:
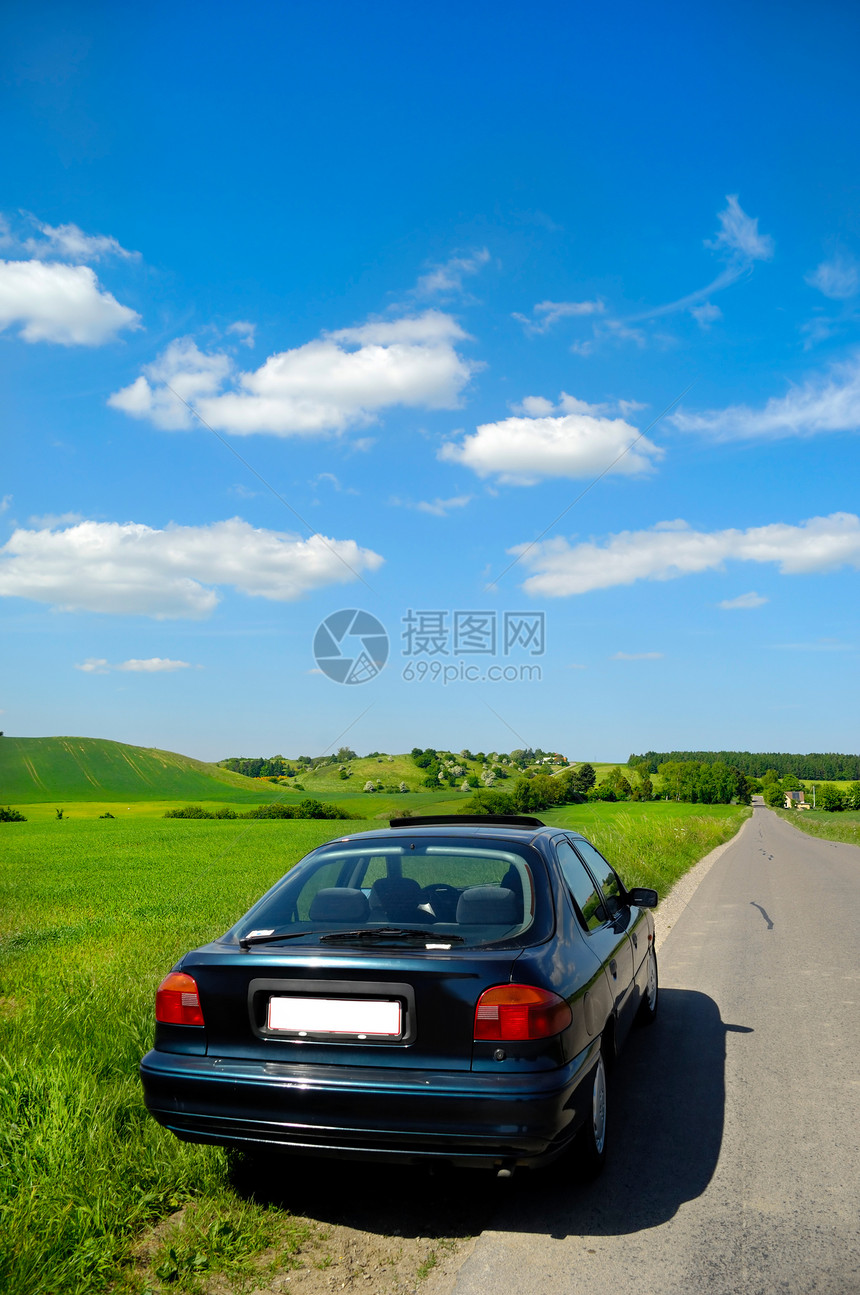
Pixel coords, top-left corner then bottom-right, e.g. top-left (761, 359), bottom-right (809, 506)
top-left (267, 996), bottom-right (402, 1037)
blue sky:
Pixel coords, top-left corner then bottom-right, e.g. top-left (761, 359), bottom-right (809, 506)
top-left (2, 0), bottom-right (859, 763)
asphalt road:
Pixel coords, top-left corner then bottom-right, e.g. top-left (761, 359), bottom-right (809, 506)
top-left (448, 807), bottom-right (860, 1295)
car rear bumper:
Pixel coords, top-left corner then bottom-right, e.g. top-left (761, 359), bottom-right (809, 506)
top-left (140, 1043), bottom-right (599, 1168)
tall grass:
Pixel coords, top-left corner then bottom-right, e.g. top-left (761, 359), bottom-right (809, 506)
top-left (775, 807), bottom-right (860, 848)
top-left (546, 801), bottom-right (750, 892)
top-left (0, 805), bottom-right (748, 1292)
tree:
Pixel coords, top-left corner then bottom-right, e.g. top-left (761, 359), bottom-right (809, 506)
top-left (604, 767), bottom-right (633, 798)
top-left (817, 783), bottom-right (845, 812)
top-left (363, 781), bottom-right (376, 793)
top-left (630, 771), bottom-right (653, 801)
top-left (571, 763), bottom-right (596, 792)
top-left (763, 782), bottom-right (786, 808)
top-left (336, 746), bottom-right (357, 762)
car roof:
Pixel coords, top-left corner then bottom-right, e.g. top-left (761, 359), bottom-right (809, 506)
top-left (322, 819), bottom-right (587, 846)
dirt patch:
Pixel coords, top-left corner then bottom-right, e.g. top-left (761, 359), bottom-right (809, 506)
top-left (229, 1157), bottom-right (495, 1295)
top-left (127, 1158), bottom-right (498, 1295)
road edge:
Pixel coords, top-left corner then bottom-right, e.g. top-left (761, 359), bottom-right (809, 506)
top-left (653, 809), bottom-right (755, 955)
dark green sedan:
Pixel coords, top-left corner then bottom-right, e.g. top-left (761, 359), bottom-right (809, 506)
top-left (140, 814), bottom-right (658, 1176)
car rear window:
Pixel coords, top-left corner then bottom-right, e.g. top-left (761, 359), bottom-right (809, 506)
top-left (229, 836), bottom-right (547, 949)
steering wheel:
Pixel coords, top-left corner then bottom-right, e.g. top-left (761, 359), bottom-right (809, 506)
top-left (420, 884), bottom-right (461, 921)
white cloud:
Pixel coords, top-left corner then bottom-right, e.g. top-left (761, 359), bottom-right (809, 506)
top-left (0, 517), bottom-right (384, 618)
top-left (414, 249), bottom-right (490, 296)
top-left (673, 351), bottom-right (860, 440)
top-left (514, 512), bottom-right (860, 597)
top-left (391, 493), bottom-right (473, 517)
top-left (75, 658), bottom-right (110, 674)
top-left (706, 195), bottom-right (774, 263)
top-left (513, 299), bottom-right (604, 334)
top-left (806, 253), bottom-right (860, 301)
top-left (0, 495), bottom-right (11, 514)
top-left (691, 301), bottom-right (723, 328)
top-left (611, 651), bottom-right (664, 660)
top-left (28, 511), bottom-right (84, 528)
top-left (615, 197), bottom-right (773, 339)
top-left (108, 311), bottom-right (475, 437)
top-left (0, 260), bottom-right (141, 345)
top-left (25, 219), bottom-right (140, 263)
top-left (108, 337), bottom-right (233, 429)
top-left (75, 656), bottom-right (193, 673)
top-left (310, 472), bottom-right (358, 496)
top-left (439, 394), bottom-right (662, 485)
top-left (719, 591), bottom-right (768, 610)
top-left (227, 319), bottom-right (256, 347)
top-left (119, 657), bottom-right (192, 672)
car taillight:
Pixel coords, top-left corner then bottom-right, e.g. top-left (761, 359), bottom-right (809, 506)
top-left (155, 972), bottom-right (205, 1026)
top-left (473, 984), bottom-right (571, 1041)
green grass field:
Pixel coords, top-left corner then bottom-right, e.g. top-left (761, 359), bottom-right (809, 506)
top-left (0, 737), bottom-right (282, 805)
top-left (0, 801), bottom-right (749, 1294)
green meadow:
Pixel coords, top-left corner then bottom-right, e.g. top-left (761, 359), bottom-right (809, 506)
top-left (0, 800), bottom-right (749, 1293)
top-left (775, 807), bottom-right (860, 847)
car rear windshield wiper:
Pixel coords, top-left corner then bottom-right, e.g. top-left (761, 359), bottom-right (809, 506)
top-left (239, 929), bottom-right (315, 949)
top-left (319, 926), bottom-right (465, 944)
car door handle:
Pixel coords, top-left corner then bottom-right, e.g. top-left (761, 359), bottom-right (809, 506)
top-left (609, 959), bottom-right (617, 979)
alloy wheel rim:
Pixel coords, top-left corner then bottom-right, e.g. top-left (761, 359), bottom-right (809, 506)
top-left (647, 950), bottom-right (657, 1009)
top-left (592, 1055), bottom-right (607, 1154)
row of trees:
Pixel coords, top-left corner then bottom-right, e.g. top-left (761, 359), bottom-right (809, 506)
top-left (219, 747), bottom-right (366, 778)
top-left (631, 749), bottom-right (860, 781)
top-left (654, 761), bottom-right (752, 805)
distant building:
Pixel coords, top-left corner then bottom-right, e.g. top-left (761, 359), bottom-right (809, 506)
top-left (784, 789), bottom-right (809, 809)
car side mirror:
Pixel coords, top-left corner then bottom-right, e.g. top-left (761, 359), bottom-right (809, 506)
top-left (626, 887), bottom-right (658, 908)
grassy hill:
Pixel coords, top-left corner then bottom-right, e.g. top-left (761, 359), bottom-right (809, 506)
top-left (0, 738), bottom-right (633, 812)
top-left (0, 737), bottom-right (282, 805)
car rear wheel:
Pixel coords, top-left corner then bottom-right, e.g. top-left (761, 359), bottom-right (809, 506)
top-left (636, 946), bottom-right (658, 1026)
top-left (577, 1048), bottom-right (608, 1179)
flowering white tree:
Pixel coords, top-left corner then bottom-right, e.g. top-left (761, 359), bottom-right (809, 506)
top-left (363, 781), bottom-right (375, 792)
top-left (398, 781), bottom-right (409, 793)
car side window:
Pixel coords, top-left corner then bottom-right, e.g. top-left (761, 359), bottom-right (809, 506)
top-left (555, 839), bottom-right (608, 931)
top-left (574, 841), bottom-right (626, 918)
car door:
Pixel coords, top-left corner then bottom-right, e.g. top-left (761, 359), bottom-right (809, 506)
top-left (554, 838), bottom-right (636, 1039)
top-left (570, 838), bottom-right (639, 1040)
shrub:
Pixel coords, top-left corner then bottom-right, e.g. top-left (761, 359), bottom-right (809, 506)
top-left (241, 799), bottom-right (354, 820)
top-left (817, 784), bottom-right (845, 812)
top-left (461, 789), bottom-right (516, 815)
top-left (0, 806), bottom-right (27, 822)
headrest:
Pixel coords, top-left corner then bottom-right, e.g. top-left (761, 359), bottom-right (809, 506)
top-left (456, 886), bottom-right (521, 926)
top-left (308, 887), bottom-right (369, 923)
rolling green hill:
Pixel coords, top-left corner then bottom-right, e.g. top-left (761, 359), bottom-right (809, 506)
top-left (0, 737), bottom-right (281, 804)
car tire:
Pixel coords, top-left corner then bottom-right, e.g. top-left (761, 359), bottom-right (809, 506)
top-left (636, 946), bottom-right (658, 1027)
top-left (577, 1047), bottom-right (608, 1179)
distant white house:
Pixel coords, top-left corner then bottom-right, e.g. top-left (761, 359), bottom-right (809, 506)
top-left (784, 789), bottom-right (810, 809)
